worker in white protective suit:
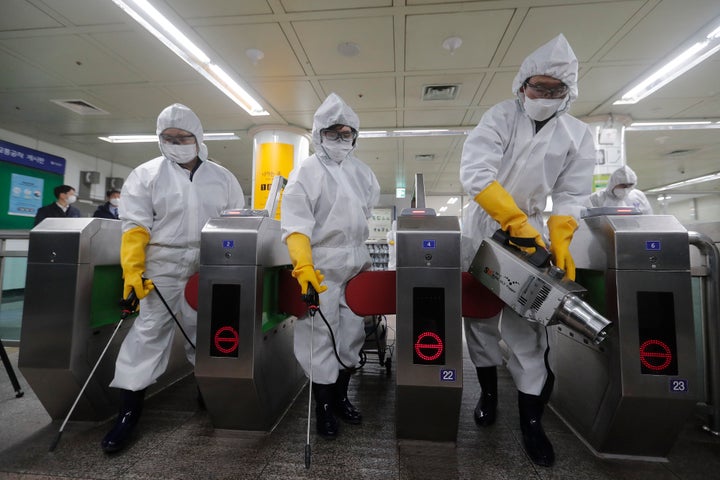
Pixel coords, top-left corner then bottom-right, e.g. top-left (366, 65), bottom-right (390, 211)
top-left (101, 103), bottom-right (245, 453)
top-left (281, 93), bottom-right (380, 439)
top-left (587, 165), bottom-right (653, 214)
top-left (459, 34), bottom-right (595, 467)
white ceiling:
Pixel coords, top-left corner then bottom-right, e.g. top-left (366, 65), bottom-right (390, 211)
top-left (1, 0), bottom-right (720, 207)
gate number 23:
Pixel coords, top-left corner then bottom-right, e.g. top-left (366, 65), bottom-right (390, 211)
top-left (670, 378), bottom-right (688, 393)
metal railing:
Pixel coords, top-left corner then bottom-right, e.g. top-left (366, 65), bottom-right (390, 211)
top-left (689, 231), bottom-right (720, 436)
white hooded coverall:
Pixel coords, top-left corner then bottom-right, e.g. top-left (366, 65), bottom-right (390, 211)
top-left (110, 103), bottom-right (245, 391)
top-left (281, 93), bottom-right (380, 385)
top-left (460, 34), bottom-right (596, 395)
top-left (587, 165), bottom-right (653, 214)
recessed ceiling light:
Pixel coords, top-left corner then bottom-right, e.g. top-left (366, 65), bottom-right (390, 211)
top-left (337, 41), bottom-right (360, 57)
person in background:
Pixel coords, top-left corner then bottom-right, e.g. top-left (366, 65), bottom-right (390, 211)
top-left (33, 185), bottom-right (81, 226)
top-left (281, 93), bottom-right (380, 440)
top-left (459, 34), bottom-right (595, 467)
top-left (93, 189), bottom-right (121, 219)
top-left (386, 220), bottom-right (397, 270)
top-left (586, 165), bottom-right (653, 214)
top-left (100, 103), bottom-right (245, 454)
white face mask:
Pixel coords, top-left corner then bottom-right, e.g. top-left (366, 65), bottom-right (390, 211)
top-left (160, 143), bottom-right (197, 165)
top-left (613, 187), bottom-right (629, 199)
top-left (67, 194), bottom-right (77, 204)
top-left (321, 141), bottom-right (354, 163)
top-left (523, 97), bottom-right (564, 121)
top-left (109, 198), bottom-right (120, 207)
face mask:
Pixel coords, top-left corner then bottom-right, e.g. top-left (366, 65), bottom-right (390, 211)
top-left (160, 143), bottom-right (197, 164)
top-left (321, 141), bottom-right (354, 163)
top-left (613, 187), bottom-right (629, 199)
top-left (523, 97), bottom-right (564, 121)
top-left (109, 198), bottom-right (120, 207)
top-left (67, 194), bottom-right (77, 204)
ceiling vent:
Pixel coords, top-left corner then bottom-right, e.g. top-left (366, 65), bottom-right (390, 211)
top-left (414, 154), bottom-right (435, 161)
top-left (422, 84), bottom-right (459, 101)
top-left (51, 99), bottom-right (109, 115)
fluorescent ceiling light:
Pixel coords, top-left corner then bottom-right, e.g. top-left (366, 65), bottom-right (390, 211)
top-left (396, 187), bottom-right (406, 198)
top-left (359, 127), bottom-right (472, 138)
top-left (446, 197), bottom-right (459, 205)
top-left (626, 120), bottom-right (720, 131)
top-left (614, 19), bottom-right (720, 105)
top-left (111, 0), bottom-right (268, 116)
top-left (647, 171), bottom-right (720, 193)
top-left (99, 132), bottom-right (239, 143)
top-left (438, 206), bottom-right (448, 213)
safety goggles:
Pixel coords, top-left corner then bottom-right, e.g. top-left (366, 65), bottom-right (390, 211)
top-left (321, 128), bottom-right (358, 143)
top-left (159, 133), bottom-right (196, 145)
top-left (523, 80), bottom-right (569, 99)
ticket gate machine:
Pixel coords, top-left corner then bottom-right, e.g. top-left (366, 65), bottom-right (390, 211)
top-left (550, 214), bottom-right (698, 459)
top-left (395, 209), bottom-right (463, 442)
top-left (194, 210), bottom-right (305, 431)
top-left (19, 218), bottom-right (191, 420)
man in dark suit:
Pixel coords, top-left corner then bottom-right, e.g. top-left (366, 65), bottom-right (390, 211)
top-left (93, 189), bottom-right (121, 219)
top-left (33, 185), bottom-right (81, 226)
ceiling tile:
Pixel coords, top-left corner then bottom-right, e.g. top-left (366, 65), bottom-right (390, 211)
top-left (319, 77), bottom-right (396, 109)
top-left (405, 10), bottom-right (512, 71)
top-left (292, 16), bottom-right (394, 75)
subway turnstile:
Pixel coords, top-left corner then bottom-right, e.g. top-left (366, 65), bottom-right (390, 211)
top-left (550, 214), bottom-right (699, 460)
top-left (19, 218), bottom-right (191, 420)
top-left (194, 211), bottom-right (305, 431)
top-left (395, 210), bottom-right (463, 442)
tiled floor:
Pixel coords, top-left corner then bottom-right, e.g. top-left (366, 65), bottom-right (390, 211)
top-left (1, 337), bottom-right (720, 479)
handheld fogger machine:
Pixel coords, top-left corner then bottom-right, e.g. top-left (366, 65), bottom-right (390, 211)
top-left (468, 229), bottom-right (612, 345)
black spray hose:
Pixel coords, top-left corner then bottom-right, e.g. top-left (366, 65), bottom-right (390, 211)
top-left (151, 281), bottom-right (196, 350)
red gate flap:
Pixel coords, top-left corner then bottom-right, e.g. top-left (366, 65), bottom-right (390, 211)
top-left (346, 271), bottom-right (397, 316)
top-left (185, 272), bottom-right (199, 311)
top-left (462, 272), bottom-right (503, 319)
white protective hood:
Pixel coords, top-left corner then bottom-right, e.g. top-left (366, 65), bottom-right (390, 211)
top-left (311, 93), bottom-right (360, 159)
top-left (511, 33), bottom-right (579, 112)
top-left (156, 103), bottom-right (208, 161)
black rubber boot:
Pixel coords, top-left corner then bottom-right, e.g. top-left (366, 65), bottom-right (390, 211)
top-left (312, 382), bottom-right (339, 439)
top-left (473, 366), bottom-right (497, 427)
top-left (518, 391), bottom-right (555, 467)
top-left (335, 369), bottom-right (362, 425)
top-left (101, 389), bottom-right (146, 453)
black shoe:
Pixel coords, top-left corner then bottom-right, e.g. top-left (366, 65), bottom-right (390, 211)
top-left (336, 397), bottom-right (362, 425)
top-left (312, 383), bottom-right (339, 439)
top-left (315, 402), bottom-right (339, 439)
top-left (335, 369), bottom-right (362, 425)
top-left (473, 392), bottom-right (497, 427)
top-left (518, 391), bottom-right (555, 467)
top-left (100, 389), bottom-right (145, 454)
top-left (474, 366), bottom-right (497, 427)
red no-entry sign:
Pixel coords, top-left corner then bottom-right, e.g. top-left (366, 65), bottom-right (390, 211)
top-left (214, 326), bottom-right (239, 354)
top-left (639, 339), bottom-right (672, 371)
top-left (414, 331), bottom-right (444, 361)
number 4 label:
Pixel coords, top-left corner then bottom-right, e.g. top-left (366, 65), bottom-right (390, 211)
top-left (440, 369), bottom-right (456, 382)
top-left (670, 378), bottom-right (688, 393)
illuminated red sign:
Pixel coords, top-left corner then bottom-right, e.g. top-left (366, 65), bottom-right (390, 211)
top-left (639, 339), bottom-right (672, 371)
top-left (214, 326), bottom-right (239, 354)
top-left (414, 331), bottom-right (444, 361)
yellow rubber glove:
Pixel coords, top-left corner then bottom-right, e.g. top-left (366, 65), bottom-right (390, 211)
top-left (121, 226), bottom-right (155, 300)
top-left (547, 215), bottom-right (578, 280)
top-left (286, 232), bottom-right (328, 295)
top-left (475, 181), bottom-right (546, 253)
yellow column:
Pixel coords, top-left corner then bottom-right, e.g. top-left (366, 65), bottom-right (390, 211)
top-left (250, 126), bottom-right (309, 219)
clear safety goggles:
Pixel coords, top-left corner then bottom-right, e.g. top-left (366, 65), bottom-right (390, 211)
top-left (523, 80), bottom-right (569, 99)
top-left (159, 133), bottom-right (196, 145)
top-left (321, 128), bottom-right (358, 143)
